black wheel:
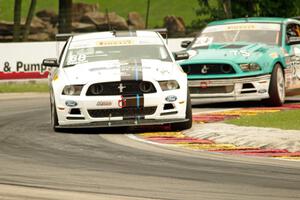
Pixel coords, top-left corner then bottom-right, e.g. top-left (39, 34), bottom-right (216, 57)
top-left (171, 90), bottom-right (192, 131)
top-left (50, 94), bottom-right (59, 132)
top-left (263, 64), bottom-right (285, 107)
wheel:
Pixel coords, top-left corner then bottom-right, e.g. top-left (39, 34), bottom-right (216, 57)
top-left (50, 94), bottom-right (59, 132)
top-left (171, 89), bottom-right (192, 131)
top-left (264, 63), bottom-right (285, 106)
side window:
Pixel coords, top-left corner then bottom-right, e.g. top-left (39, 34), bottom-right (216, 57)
top-left (286, 23), bottom-right (300, 43)
top-left (286, 23), bottom-right (300, 55)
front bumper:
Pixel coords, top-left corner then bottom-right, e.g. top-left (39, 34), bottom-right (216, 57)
top-left (188, 74), bottom-right (271, 104)
top-left (55, 89), bottom-right (187, 126)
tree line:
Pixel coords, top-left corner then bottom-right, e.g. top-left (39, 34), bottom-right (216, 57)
top-left (192, 0), bottom-right (300, 29)
top-left (13, 0), bottom-right (72, 42)
top-left (11, 0), bottom-right (300, 41)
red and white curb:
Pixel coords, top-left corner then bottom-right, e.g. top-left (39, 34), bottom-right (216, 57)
top-left (129, 104), bottom-right (300, 161)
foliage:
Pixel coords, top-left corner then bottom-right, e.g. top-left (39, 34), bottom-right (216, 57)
top-left (22, 0), bottom-right (37, 41)
top-left (191, 0), bottom-right (223, 30)
top-left (13, 0), bottom-right (22, 41)
top-left (58, 0), bottom-right (72, 33)
top-left (258, 0), bottom-right (298, 17)
top-left (192, 0), bottom-right (300, 29)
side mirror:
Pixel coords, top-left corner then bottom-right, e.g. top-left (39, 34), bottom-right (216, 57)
top-left (42, 58), bottom-right (59, 67)
top-left (181, 40), bottom-right (192, 48)
top-left (173, 52), bottom-right (190, 61)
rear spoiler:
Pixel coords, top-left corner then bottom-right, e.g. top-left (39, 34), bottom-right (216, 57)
top-left (55, 28), bottom-right (168, 41)
top-left (291, 16), bottom-right (300, 21)
top-left (148, 28), bottom-right (168, 43)
top-left (146, 28), bottom-right (167, 37)
top-left (55, 33), bottom-right (75, 41)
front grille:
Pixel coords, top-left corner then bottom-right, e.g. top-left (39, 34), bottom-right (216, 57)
top-left (190, 86), bottom-right (234, 94)
top-left (88, 106), bottom-right (157, 118)
top-left (181, 64), bottom-right (235, 75)
top-left (86, 81), bottom-right (156, 96)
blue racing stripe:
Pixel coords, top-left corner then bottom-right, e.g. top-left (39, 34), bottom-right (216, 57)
top-left (136, 94), bottom-right (140, 121)
top-left (136, 94), bottom-right (140, 108)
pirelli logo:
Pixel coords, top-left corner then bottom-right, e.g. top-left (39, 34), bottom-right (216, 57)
top-left (96, 40), bottom-right (133, 46)
top-left (226, 24), bottom-right (256, 30)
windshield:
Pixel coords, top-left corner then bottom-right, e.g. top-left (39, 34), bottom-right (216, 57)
top-left (191, 23), bottom-right (281, 49)
top-left (63, 44), bottom-right (172, 67)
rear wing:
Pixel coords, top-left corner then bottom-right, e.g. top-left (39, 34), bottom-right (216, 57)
top-left (55, 33), bottom-right (75, 41)
top-left (292, 16), bottom-right (300, 21)
top-left (148, 28), bottom-right (168, 43)
top-left (147, 28), bottom-right (167, 38)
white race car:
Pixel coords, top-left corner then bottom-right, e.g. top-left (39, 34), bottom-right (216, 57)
top-left (43, 30), bottom-right (192, 132)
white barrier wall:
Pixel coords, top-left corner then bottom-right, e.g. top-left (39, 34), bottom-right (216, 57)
top-left (0, 38), bottom-right (193, 80)
top-left (0, 42), bottom-right (63, 80)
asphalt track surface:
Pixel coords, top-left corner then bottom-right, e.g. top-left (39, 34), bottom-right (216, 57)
top-left (0, 94), bottom-right (300, 200)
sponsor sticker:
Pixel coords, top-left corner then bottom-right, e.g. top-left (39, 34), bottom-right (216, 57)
top-left (118, 96), bottom-right (127, 108)
top-left (96, 101), bottom-right (112, 106)
top-left (230, 50), bottom-right (250, 57)
top-left (96, 40), bottom-right (134, 47)
top-left (200, 81), bottom-right (209, 88)
top-left (269, 52), bottom-right (279, 59)
top-left (203, 23), bottom-right (280, 33)
top-left (165, 95), bottom-right (177, 102)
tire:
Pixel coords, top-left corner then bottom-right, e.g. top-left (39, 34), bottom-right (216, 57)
top-left (264, 63), bottom-right (285, 107)
top-left (50, 94), bottom-right (59, 132)
top-left (171, 90), bottom-right (192, 131)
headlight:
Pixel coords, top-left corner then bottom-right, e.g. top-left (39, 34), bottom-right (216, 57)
top-left (62, 85), bottom-right (84, 95)
top-left (239, 63), bottom-right (261, 72)
top-left (159, 80), bottom-right (180, 91)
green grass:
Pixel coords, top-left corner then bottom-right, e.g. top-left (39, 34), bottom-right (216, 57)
top-left (226, 109), bottom-right (300, 130)
top-left (0, 0), bottom-right (199, 28)
top-left (0, 82), bottom-right (49, 93)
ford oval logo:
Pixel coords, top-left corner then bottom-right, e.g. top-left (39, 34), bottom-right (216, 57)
top-left (165, 95), bottom-right (177, 102)
top-left (65, 100), bottom-right (78, 107)
top-left (258, 89), bottom-right (267, 94)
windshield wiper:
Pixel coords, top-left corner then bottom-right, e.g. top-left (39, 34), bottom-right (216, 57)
top-left (63, 64), bottom-right (76, 68)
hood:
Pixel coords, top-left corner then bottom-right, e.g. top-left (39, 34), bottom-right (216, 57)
top-left (62, 59), bottom-right (176, 84)
top-left (187, 42), bottom-right (269, 63)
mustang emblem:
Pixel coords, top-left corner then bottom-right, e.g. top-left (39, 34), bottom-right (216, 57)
top-left (118, 83), bottom-right (126, 93)
top-left (201, 65), bottom-right (209, 74)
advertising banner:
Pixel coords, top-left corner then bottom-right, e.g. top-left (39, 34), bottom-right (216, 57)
top-left (0, 42), bottom-right (62, 80)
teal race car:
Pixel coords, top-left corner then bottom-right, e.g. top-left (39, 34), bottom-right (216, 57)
top-left (177, 17), bottom-right (300, 106)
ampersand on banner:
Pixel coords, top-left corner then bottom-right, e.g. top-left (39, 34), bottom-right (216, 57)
top-left (3, 62), bottom-right (11, 72)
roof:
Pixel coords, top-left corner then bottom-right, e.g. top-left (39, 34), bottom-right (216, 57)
top-left (208, 17), bottom-right (298, 26)
top-left (67, 30), bottom-right (165, 49)
top-left (71, 30), bottom-right (161, 42)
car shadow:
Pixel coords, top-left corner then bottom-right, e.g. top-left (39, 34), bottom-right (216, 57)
top-left (192, 101), bottom-right (264, 109)
top-left (56, 124), bottom-right (173, 135)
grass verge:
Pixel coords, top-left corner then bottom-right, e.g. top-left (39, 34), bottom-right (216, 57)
top-left (0, 82), bottom-right (49, 93)
top-left (226, 109), bottom-right (300, 130)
